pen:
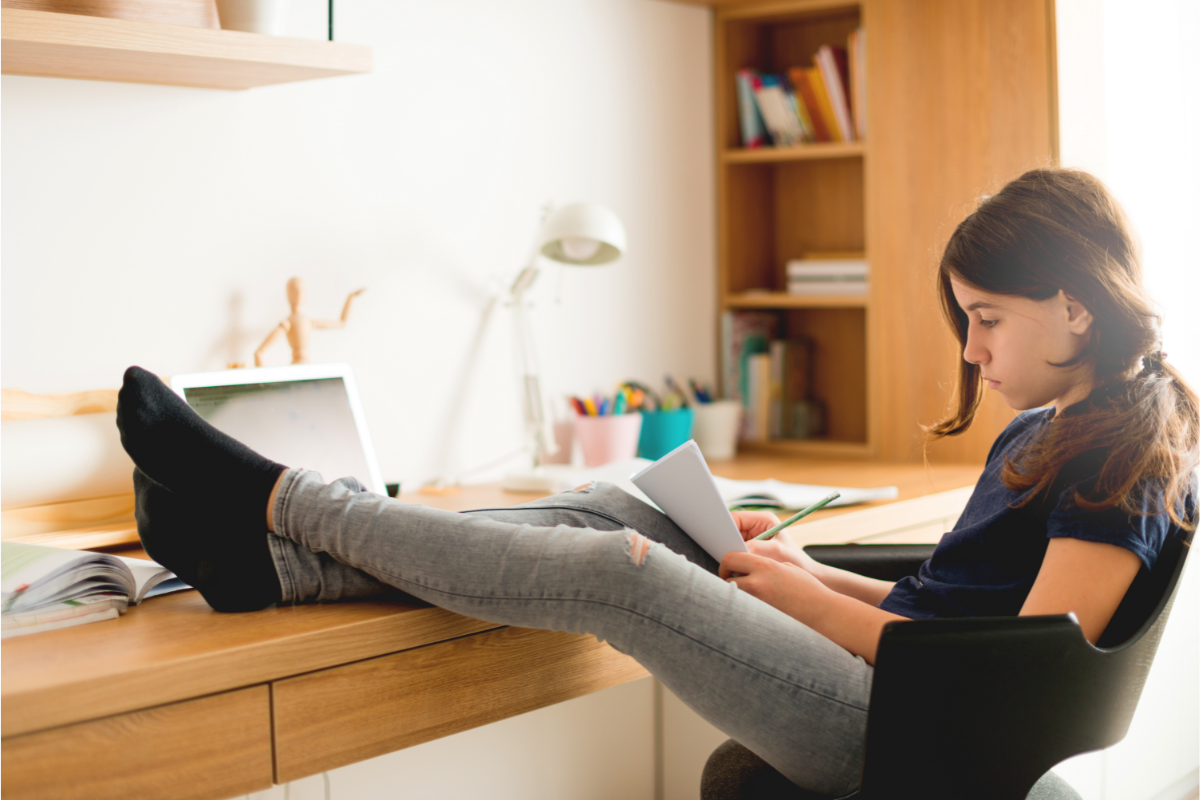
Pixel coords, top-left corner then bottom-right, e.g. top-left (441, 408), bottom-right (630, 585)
top-left (752, 491), bottom-right (841, 541)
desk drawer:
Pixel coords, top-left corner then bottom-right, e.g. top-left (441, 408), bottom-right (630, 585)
top-left (273, 626), bottom-right (649, 781)
top-left (1, 685), bottom-right (272, 800)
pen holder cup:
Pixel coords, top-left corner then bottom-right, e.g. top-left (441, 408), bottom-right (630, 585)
top-left (575, 413), bottom-right (643, 467)
top-left (692, 400), bottom-right (742, 461)
top-left (638, 408), bottom-right (695, 461)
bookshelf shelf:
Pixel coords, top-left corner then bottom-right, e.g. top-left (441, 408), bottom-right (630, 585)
top-left (722, 142), bottom-right (864, 164)
top-left (724, 292), bottom-right (867, 309)
top-left (0, 8), bottom-right (372, 90)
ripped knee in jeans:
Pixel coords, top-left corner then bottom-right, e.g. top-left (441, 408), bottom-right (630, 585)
top-left (625, 530), bottom-right (652, 567)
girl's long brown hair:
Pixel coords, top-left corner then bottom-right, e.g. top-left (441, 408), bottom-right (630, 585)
top-left (929, 167), bottom-right (1198, 529)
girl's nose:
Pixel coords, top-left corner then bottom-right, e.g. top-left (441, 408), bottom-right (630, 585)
top-left (963, 334), bottom-right (988, 365)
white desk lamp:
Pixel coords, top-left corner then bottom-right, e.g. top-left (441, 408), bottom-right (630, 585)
top-left (501, 202), bottom-right (627, 493)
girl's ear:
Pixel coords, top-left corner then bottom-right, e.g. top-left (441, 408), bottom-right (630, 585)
top-left (1061, 291), bottom-right (1094, 335)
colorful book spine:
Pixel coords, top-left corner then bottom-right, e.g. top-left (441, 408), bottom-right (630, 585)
top-left (758, 74), bottom-right (805, 146)
top-left (796, 67), bottom-right (839, 143)
top-left (721, 311), bottom-right (779, 438)
top-left (781, 73), bottom-right (815, 142)
top-left (735, 68), bottom-right (769, 148)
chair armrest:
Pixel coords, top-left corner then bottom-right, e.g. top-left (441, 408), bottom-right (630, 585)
top-left (802, 544), bottom-right (935, 581)
top-left (860, 615), bottom-right (1135, 800)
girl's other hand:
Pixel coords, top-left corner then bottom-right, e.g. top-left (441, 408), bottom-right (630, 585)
top-left (731, 510), bottom-right (782, 540)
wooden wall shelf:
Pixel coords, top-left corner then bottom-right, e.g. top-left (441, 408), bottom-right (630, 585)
top-left (0, 8), bottom-right (372, 89)
top-left (724, 291), bottom-right (867, 309)
top-left (722, 142), bottom-right (864, 164)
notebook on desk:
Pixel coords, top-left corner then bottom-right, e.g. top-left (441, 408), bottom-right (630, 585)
top-left (169, 363), bottom-right (385, 495)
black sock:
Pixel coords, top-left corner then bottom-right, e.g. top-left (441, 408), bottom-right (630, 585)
top-left (116, 366), bottom-right (286, 530)
top-left (134, 468), bottom-right (283, 613)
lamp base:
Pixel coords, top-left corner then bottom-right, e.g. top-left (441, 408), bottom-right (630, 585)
top-left (501, 468), bottom-right (571, 494)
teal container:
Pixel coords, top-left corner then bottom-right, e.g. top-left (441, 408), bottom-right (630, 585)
top-left (638, 408), bottom-right (695, 460)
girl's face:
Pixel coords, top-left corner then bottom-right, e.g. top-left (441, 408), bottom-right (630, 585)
top-left (950, 277), bottom-right (1095, 414)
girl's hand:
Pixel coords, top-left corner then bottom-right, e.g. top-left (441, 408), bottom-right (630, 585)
top-left (745, 531), bottom-right (829, 580)
top-left (718, 551), bottom-right (827, 617)
top-left (730, 512), bottom-right (830, 582)
top-left (731, 510), bottom-right (782, 540)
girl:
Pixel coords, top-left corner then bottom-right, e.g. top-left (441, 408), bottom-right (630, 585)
top-left (117, 167), bottom-right (1195, 798)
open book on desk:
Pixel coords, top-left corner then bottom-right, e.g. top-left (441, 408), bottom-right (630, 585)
top-left (713, 476), bottom-right (898, 511)
top-left (1, 541), bottom-right (189, 638)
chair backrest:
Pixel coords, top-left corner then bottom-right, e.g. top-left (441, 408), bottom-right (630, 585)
top-left (858, 527), bottom-right (1192, 800)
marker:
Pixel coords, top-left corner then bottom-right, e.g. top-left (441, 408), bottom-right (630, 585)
top-left (752, 492), bottom-right (841, 541)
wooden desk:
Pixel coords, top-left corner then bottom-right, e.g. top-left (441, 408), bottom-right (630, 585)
top-left (1, 458), bottom-right (981, 800)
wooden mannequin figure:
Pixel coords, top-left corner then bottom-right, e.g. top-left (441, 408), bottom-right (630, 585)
top-left (254, 277), bottom-right (365, 367)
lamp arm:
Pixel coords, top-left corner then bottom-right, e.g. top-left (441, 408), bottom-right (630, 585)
top-left (510, 264), bottom-right (559, 464)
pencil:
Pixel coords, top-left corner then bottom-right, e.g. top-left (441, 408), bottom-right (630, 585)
top-left (752, 491), bottom-right (842, 541)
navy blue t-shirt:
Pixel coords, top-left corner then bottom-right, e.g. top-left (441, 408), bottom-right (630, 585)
top-left (879, 408), bottom-right (1189, 619)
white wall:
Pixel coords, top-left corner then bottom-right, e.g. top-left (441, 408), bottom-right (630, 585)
top-left (0, 0), bottom-right (716, 492)
top-left (1, 2), bottom-right (712, 798)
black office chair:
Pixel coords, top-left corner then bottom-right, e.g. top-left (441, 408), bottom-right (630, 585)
top-left (701, 532), bottom-right (1193, 800)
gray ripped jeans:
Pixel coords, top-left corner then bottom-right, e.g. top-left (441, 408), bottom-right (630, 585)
top-left (267, 469), bottom-right (872, 798)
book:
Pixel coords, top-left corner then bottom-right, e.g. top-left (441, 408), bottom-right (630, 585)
top-left (815, 45), bottom-right (855, 142)
top-left (1, 541), bottom-right (188, 638)
top-left (630, 441), bottom-right (748, 562)
top-left (786, 258), bottom-right (869, 295)
top-left (735, 68), bottom-right (769, 148)
top-left (786, 259), bottom-right (869, 278)
top-left (629, 441), bottom-right (899, 562)
top-left (721, 310), bottom-right (779, 416)
top-left (787, 281), bottom-right (868, 295)
top-left (712, 476), bottom-right (899, 512)
top-left (746, 352), bottom-right (771, 442)
top-left (806, 64), bottom-right (844, 143)
top-left (848, 27), bottom-right (867, 140)
top-left (772, 338), bottom-right (823, 439)
top-left (789, 67), bottom-right (835, 143)
top-left (781, 73), bottom-right (816, 142)
top-left (755, 73), bottom-right (805, 147)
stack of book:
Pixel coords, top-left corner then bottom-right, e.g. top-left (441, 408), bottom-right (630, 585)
top-left (786, 256), bottom-right (869, 295)
top-left (735, 29), bottom-right (866, 149)
top-left (721, 311), bottom-right (824, 442)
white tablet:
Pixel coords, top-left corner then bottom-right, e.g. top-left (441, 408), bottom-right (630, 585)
top-left (169, 363), bottom-right (385, 495)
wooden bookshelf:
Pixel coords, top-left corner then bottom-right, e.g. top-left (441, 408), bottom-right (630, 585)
top-left (0, 8), bottom-right (371, 89)
top-left (714, 0), bottom-right (1056, 462)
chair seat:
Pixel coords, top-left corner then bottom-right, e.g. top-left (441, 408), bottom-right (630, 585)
top-left (700, 739), bottom-right (1084, 800)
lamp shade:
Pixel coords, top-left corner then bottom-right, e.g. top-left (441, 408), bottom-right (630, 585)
top-left (537, 203), bottom-right (627, 266)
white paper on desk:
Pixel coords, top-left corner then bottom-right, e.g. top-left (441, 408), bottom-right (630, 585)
top-left (630, 441), bottom-right (748, 563)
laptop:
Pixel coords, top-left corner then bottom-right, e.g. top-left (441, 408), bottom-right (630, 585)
top-left (169, 363), bottom-right (385, 495)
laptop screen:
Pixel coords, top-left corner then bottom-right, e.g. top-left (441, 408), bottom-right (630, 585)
top-left (183, 377), bottom-right (378, 492)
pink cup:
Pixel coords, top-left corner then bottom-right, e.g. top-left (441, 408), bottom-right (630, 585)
top-left (574, 413), bottom-right (643, 467)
